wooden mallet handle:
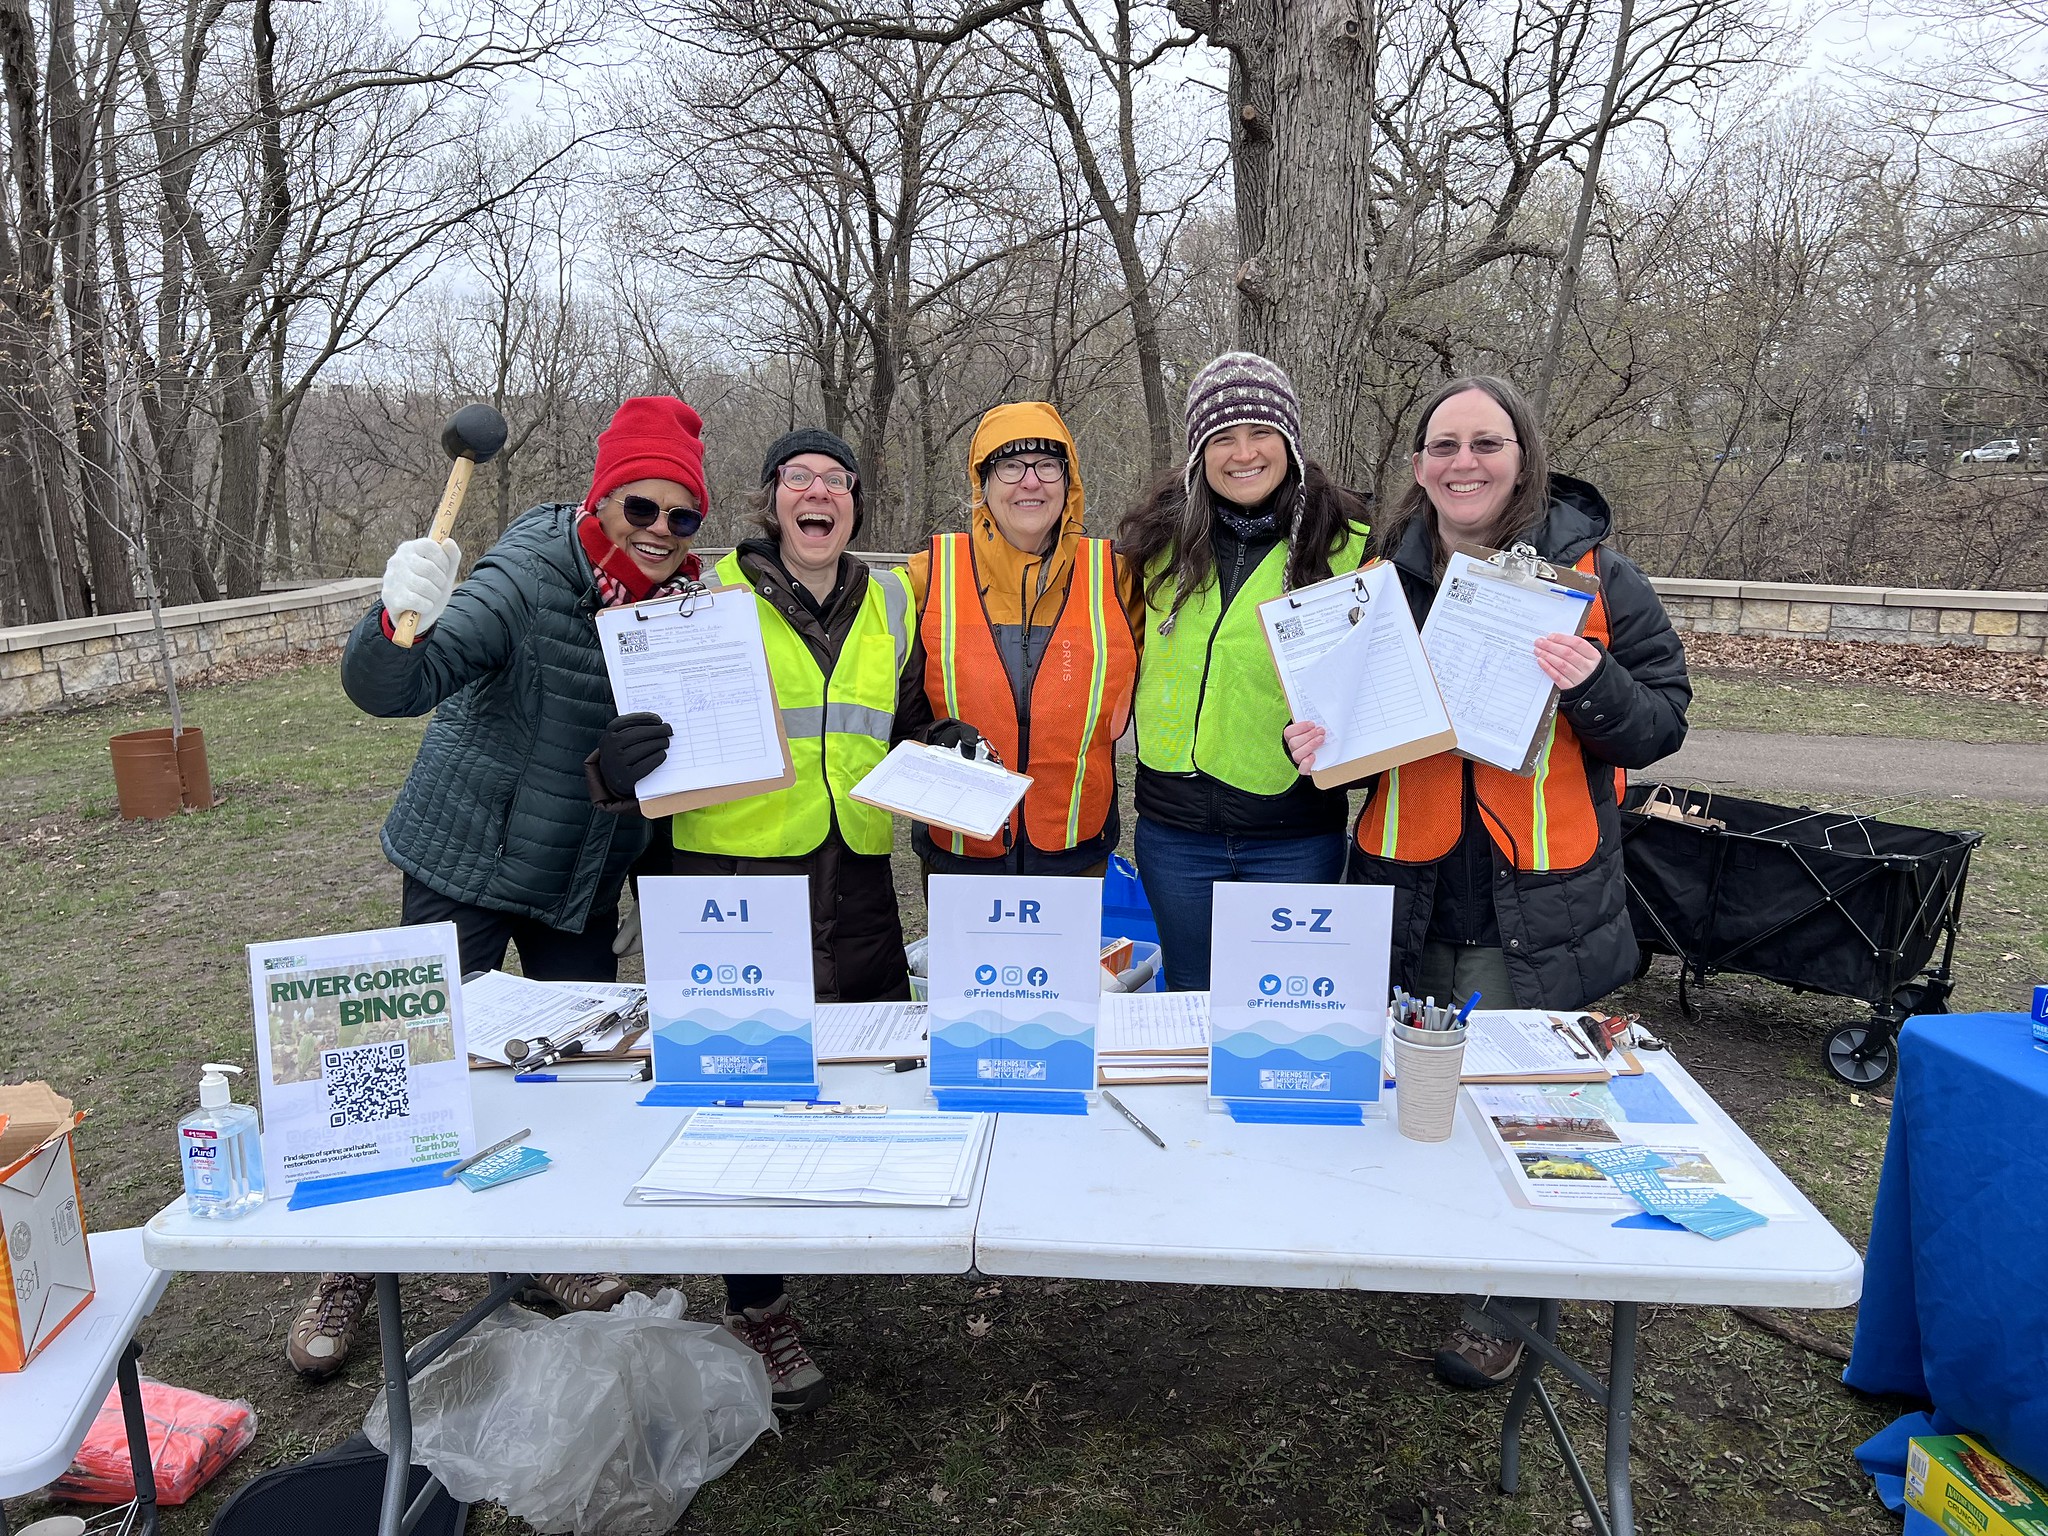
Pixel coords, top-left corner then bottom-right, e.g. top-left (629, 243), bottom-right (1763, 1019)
top-left (392, 403), bottom-right (508, 648)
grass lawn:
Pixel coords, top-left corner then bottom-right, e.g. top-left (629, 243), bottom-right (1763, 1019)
top-left (2, 659), bottom-right (2041, 1535)
top-left (1688, 671), bottom-right (2048, 742)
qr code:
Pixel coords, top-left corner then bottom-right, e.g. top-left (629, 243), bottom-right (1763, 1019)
top-left (323, 1042), bottom-right (412, 1128)
top-left (1275, 617), bottom-right (1304, 643)
top-left (617, 630), bottom-right (649, 655)
top-left (1447, 578), bottom-right (1476, 604)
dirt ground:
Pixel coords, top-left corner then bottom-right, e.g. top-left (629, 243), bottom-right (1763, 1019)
top-left (3, 658), bottom-right (2040, 1535)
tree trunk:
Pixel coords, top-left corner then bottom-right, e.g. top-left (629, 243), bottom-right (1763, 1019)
top-left (47, 0), bottom-right (133, 611)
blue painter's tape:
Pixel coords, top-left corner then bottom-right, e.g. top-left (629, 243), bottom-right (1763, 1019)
top-left (1224, 1100), bottom-right (1366, 1126)
top-left (1612, 1212), bottom-right (1688, 1232)
top-left (288, 1160), bottom-right (460, 1210)
top-left (1607, 1073), bottom-right (1696, 1125)
top-left (639, 1082), bottom-right (821, 1107)
top-left (931, 1089), bottom-right (1089, 1115)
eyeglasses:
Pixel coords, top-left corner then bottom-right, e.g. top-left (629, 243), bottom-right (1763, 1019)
top-left (988, 456), bottom-right (1067, 485)
top-left (777, 463), bottom-right (856, 495)
top-left (1420, 435), bottom-right (1519, 459)
top-left (609, 493), bottom-right (703, 537)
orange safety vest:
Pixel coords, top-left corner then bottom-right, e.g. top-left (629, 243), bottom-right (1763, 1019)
top-left (921, 532), bottom-right (1137, 858)
top-left (1356, 549), bottom-right (1620, 873)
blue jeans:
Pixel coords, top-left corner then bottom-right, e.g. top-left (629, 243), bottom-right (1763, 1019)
top-left (1133, 817), bottom-right (1347, 991)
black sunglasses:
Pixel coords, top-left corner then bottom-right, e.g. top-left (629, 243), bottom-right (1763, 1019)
top-left (610, 493), bottom-right (704, 537)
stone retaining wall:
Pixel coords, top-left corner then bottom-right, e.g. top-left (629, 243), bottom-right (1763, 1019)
top-left (1650, 578), bottom-right (2047, 653)
top-left (0, 579), bottom-right (379, 718)
top-left (2, 568), bottom-right (2042, 718)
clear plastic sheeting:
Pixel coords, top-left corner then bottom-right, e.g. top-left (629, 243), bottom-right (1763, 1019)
top-left (363, 1289), bottom-right (775, 1536)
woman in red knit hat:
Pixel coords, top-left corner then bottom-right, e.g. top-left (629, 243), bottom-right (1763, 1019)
top-left (283, 399), bottom-right (708, 1382)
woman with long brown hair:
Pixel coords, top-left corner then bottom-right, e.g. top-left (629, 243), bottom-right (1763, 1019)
top-left (1118, 352), bottom-right (1373, 990)
top-left (1287, 374), bottom-right (1691, 1391)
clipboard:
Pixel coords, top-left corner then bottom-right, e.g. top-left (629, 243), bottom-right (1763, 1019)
top-left (1258, 561), bottom-right (1460, 790)
top-left (1431, 542), bottom-right (1600, 778)
top-left (599, 582), bottom-right (800, 817)
top-left (849, 739), bottom-right (1035, 843)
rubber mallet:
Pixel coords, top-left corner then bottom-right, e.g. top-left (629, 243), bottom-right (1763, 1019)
top-left (392, 402), bottom-right (510, 647)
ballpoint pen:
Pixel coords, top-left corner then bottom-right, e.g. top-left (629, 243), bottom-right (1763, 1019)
top-left (1452, 991), bottom-right (1481, 1027)
top-left (713, 1099), bottom-right (840, 1108)
top-left (1100, 1090), bottom-right (1166, 1149)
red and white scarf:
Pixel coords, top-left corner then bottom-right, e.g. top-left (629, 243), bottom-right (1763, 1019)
top-left (576, 509), bottom-right (700, 609)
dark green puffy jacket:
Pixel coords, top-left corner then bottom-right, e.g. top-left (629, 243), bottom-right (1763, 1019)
top-left (342, 503), bottom-right (645, 932)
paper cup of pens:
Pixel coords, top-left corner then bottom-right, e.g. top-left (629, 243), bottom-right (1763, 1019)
top-left (1389, 1016), bottom-right (1468, 1143)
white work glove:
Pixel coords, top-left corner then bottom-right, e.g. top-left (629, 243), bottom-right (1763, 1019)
top-left (613, 900), bottom-right (643, 958)
top-left (382, 537), bottom-right (462, 637)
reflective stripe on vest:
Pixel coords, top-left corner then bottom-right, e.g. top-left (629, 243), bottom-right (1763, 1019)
top-left (1356, 548), bottom-right (1612, 873)
top-left (673, 550), bottom-right (913, 859)
top-left (920, 532), bottom-right (1137, 859)
top-left (1134, 525), bottom-right (1371, 796)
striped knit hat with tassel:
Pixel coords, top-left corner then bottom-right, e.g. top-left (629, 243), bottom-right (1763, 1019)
top-left (1183, 351), bottom-right (1308, 564)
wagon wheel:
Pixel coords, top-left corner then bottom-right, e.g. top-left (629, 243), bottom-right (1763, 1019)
top-left (1821, 1021), bottom-right (1898, 1090)
top-left (1890, 980), bottom-right (1948, 1020)
top-left (1632, 947), bottom-right (1655, 983)
top-left (1676, 967), bottom-right (1703, 1022)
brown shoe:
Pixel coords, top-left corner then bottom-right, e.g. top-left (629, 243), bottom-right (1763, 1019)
top-left (287, 1273), bottom-right (372, 1380)
top-left (1433, 1325), bottom-right (1526, 1390)
top-left (529, 1273), bottom-right (631, 1312)
top-left (723, 1295), bottom-right (830, 1413)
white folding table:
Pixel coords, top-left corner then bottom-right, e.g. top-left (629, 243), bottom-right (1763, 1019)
top-left (0, 1228), bottom-right (172, 1536)
top-left (143, 1063), bottom-right (983, 1536)
top-left (972, 1053), bottom-right (1862, 1536)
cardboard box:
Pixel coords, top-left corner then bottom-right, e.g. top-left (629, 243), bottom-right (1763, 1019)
top-left (2031, 984), bottom-right (2047, 1045)
top-left (0, 1083), bottom-right (94, 1371)
top-left (1907, 1434), bottom-right (2048, 1536)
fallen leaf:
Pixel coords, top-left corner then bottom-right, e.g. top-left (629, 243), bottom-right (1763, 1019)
top-left (966, 1314), bottom-right (993, 1338)
top-left (434, 1286), bottom-right (465, 1303)
top-left (928, 1486), bottom-right (951, 1506)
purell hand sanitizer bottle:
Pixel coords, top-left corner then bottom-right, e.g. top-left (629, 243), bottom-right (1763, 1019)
top-left (179, 1063), bottom-right (267, 1218)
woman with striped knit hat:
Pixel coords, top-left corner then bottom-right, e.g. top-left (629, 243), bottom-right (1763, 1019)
top-left (1116, 352), bottom-right (1373, 991)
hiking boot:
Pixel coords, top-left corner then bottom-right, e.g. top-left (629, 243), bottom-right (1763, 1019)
top-left (723, 1295), bottom-right (830, 1413)
top-left (1433, 1325), bottom-right (1526, 1390)
top-left (527, 1273), bottom-right (631, 1312)
top-left (287, 1272), bottom-right (372, 1380)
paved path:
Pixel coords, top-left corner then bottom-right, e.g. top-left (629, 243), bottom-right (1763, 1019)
top-left (1652, 729), bottom-right (2048, 804)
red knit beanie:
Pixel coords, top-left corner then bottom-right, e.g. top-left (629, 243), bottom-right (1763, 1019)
top-left (584, 396), bottom-right (708, 515)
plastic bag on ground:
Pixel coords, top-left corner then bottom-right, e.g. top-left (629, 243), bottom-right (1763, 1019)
top-left (48, 1378), bottom-right (256, 1504)
top-left (363, 1288), bottom-right (775, 1536)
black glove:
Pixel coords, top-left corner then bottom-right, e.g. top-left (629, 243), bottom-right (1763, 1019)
top-left (927, 717), bottom-right (993, 763)
top-left (597, 712), bottom-right (672, 797)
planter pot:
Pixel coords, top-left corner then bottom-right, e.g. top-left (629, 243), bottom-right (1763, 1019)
top-left (108, 727), bottom-right (213, 820)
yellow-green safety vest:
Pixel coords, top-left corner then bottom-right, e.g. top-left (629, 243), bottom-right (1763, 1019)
top-left (673, 551), bottom-right (914, 858)
top-left (1134, 524), bottom-right (1371, 796)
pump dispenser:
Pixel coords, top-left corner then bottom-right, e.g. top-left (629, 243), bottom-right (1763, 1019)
top-left (179, 1062), bottom-right (266, 1218)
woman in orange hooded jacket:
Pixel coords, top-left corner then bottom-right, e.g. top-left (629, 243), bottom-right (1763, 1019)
top-left (906, 402), bottom-right (1145, 878)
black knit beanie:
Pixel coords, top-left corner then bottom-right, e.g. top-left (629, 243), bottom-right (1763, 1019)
top-left (762, 427), bottom-right (864, 534)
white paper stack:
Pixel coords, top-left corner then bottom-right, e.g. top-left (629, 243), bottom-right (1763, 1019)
top-left (463, 972), bottom-right (646, 1066)
top-left (626, 1108), bottom-right (992, 1207)
top-left (1097, 991), bottom-right (1210, 1085)
top-left (814, 1001), bottom-right (927, 1063)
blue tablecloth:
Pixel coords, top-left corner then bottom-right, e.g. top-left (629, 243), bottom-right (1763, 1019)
top-left (1846, 1012), bottom-right (2048, 1485)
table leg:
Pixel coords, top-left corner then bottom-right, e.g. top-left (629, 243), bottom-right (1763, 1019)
top-left (375, 1274), bottom-right (411, 1536)
top-left (1607, 1302), bottom-right (1639, 1536)
top-left (1498, 1298), bottom-right (1560, 1494)
top-left (116, 1338), bottom-right (160, 1536)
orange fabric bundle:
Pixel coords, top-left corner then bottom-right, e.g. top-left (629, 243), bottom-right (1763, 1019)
top-left (48, 1378), bottom-right (257, 1505)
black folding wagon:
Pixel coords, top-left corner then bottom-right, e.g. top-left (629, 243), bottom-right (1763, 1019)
top-left (1619, 783), bottom-right (1981, 1089)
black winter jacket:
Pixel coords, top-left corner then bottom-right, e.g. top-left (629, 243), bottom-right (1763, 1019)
top-left (1348, 475), bottom-right (1691, 1008)
top-left (343, 504), bottom-right (645, 933)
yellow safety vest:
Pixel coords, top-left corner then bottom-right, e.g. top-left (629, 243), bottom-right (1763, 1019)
top-left (1134, 524), bottom-right (1371, 795)
top-left (673, 551), bottom-right (914, 858)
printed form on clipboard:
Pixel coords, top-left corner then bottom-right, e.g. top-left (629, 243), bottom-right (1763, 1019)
top-left (1420, 547), bottom-right (1599, 776)
top-left (1257, 560), bottom-right (1458, 789)
top-left (594, 584), bottom-right (796, 815)
top-left (851, 740), bottom-right (1032, 843)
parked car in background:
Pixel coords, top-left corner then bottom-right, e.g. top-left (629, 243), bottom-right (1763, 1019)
top-left (1895, 440), bottom-right (1929, 463)
top-left (1819, 442), bottom-right (1847, 462)
top-left (1957, 439), bottom-right (2023, 463)
top-left (2028, 438), bottom-right (2044, 466)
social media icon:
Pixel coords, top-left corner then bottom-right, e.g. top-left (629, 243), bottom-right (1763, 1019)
top-left (1285, 975), bottom-right (1308, 996)
top-left (691, 963), bottom-right (713, 984)
top-left (1259, 974), bottom-right (1282, 995)
top-left (716, 964), bottom-right (739, 984)
top-left (741, 964), bottom-right (763, 984)
top-left (1001, 966), bottom-right (1024, 986)
top-left (1027, 966), bottom-right (1048, 987)
top-left (1313, 976), bottom-right (1335, 998)
top-left (975, 964), bottom-right (998, 985)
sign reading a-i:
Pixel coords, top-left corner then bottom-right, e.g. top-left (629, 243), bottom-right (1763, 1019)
top-left (640, 875), bottom-right (819, 1101)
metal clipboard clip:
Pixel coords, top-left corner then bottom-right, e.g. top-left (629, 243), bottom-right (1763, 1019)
top-left (633, 580), bottom-right (710, 620)
top-left (1283, 565), bottom-right (1375, 616)
top-left (1486, 542), bottom-right (1561, 582)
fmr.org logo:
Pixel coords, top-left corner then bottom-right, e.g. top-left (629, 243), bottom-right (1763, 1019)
top-left (974, 964), bottom-right (1049, 987)
top-left (1258, 974), bottom-right (1336, 998)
